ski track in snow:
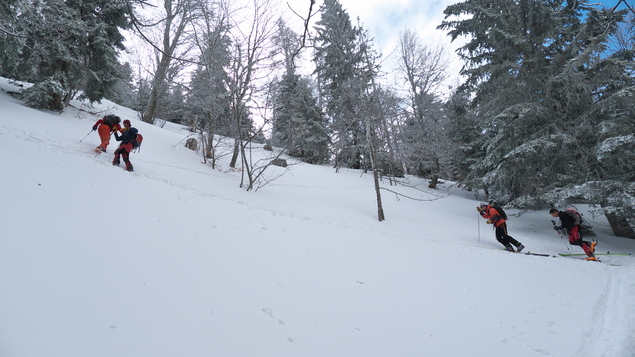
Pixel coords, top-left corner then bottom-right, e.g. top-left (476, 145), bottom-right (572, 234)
top-left (588, 263), bottom-right (635, 356)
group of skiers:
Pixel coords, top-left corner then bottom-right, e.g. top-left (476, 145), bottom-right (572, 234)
top-left (92, 114), bottom-right (141, 172)
top-left (477, 203), bottom-right (598, 261)
top-left (90, 115), bottom-right (598, 261)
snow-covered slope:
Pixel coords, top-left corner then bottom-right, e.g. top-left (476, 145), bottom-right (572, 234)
top-left (1, 77), bottom-right (634, 357)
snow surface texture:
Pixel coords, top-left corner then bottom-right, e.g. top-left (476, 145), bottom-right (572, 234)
top-left (1, 77), bottom-right (634, 357)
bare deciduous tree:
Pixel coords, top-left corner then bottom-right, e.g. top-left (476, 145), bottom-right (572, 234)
top-left (133, 0), bottom-right (196, 124)
top-left (224, 0), bottom-right (280, 190)
top-left (397, 29), bottom-right (451, 186)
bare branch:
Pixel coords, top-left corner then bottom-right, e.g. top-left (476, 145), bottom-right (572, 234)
top-left (287, 0), bottom-right (319, 60)
top-left (0, 25), bottom-right (27, 38)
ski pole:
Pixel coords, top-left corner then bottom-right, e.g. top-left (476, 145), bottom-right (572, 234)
top-left (79, 129), bottom-right (93, 142)
top-left (477, 211), bottom-right (481, 243)
top-left (552, 220), bottom-right (571, 251)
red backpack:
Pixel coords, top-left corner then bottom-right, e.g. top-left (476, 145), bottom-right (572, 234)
top-left (565, 207), bottom-right (582, 226)
top-left (132, 133), bottom-right (143, 148)
top-left (126, 127), bottom-right (142, 151)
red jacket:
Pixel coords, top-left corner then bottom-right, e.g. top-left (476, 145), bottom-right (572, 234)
top-left (480, 205), bottom-right (506, 227)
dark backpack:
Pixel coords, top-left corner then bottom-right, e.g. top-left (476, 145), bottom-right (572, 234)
top-left (103, 115), bottom-right (120, 127)
top-left (492, 205), bottom-right (508, 220)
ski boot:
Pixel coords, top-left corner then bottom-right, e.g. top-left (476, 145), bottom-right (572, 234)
top-left (516, 244), bottom-right (525, 253)
top-left (590, 241), bottom-right (597, 254)
top-left (504, 245), bottom-right (514, 252)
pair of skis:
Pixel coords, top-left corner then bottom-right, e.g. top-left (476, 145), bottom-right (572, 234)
top-left (512, 251), bottom-right (629, 265)
top-left (513, 251), bottom-right (631, 257)
top-left (512, 251), bottom-right (551, 257)
top-left (559, 252), bottom-right (629, 265)
top-left (558, 252), bottom-right (630, 257)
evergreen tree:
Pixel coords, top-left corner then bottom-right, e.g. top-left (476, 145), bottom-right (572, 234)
top-left (185, 11), bottom-right (233, 163)
top-left (106, 62), bottom-right (137, 109)
top-left (157, 85), bottom-right (187, 124)
top-left (439, 0), bottom-right (597, 200)
top-left (271, 20), bottom-right (329, 164)
top-left (313, 0), bottom-right (369, 170)
top-left (0, 0), bottom-right (27, 77)
top-left (1, 0), bottom-right (131, 110)
top-left (445, 89), bottom-right (482, 183)
top-left (133, 76), bottom-right (152, 114)
top-left (272, 73), bottom-right (329, 164)
top-left (440, 1), bottom-right (635, 237)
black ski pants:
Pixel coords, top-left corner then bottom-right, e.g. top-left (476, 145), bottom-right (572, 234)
top-left (494, 223), bottom-right (521, 248)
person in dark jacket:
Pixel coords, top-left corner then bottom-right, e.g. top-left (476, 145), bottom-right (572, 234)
top-left (92, 115), bottom-right (122, 153)
top-left (550, 208), bottom-right (597, 261)
top-left (478, 203), bottom-right (525, 252)
top-left (112, 126), bottom-right (138, 172)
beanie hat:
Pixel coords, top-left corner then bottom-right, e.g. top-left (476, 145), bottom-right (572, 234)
top-left (123, 119), bottom-right (131, 126)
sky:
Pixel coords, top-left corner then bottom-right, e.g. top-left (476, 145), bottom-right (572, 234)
top-left (284, 0), bottom-right (465, 92)
top-left (2, 76), bottom-right (635, 356)
top-left (285, 0), bottom-right (635, 93)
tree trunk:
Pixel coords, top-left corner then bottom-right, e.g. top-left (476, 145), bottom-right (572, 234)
top-left (51, 92), bottom-right (64, 112)
top-left (239, 138), bottom-right (254, 190)
top-left (367, 116), bottom-right (384, 221)
top-left (142, 86), bottom-right (159, 123)
top-left (428, 175), bottom-right (439, 189)
top-left (141, 0), bottom-right (189, 124)
top-left (229, 138), bottom-right (240, 168)
top-left (373, 161), bottom-right (385, 221)
top-left (142, 50), bottom-right (171, 124)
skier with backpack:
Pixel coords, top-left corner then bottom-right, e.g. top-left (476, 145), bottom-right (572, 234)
top-left (112, 120), bottom-right (142, 172)
top-left (549, 208), bottom-right (597, 261)
top-left (92, 115), bottom-right (122, 153)
top-left (478, 202), bottom-right (525, 252)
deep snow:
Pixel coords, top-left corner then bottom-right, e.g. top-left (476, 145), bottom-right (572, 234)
top-left (1, 77), bottom-right (634, 357)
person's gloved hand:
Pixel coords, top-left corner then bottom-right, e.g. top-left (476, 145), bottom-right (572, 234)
top-left (92, 125), bottom-right (98, 131)
top-left (486, 219), bottom-right (492, 224)
top-left (553, 225), bottom-right (562, 231)
top-left (476, 207), bottom-right (482, 212)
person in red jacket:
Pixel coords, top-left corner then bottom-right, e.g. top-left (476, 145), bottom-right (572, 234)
top-left (478, 203), bottom-right (525, 252)
top-left (92, 115), bottom-right (122, 153)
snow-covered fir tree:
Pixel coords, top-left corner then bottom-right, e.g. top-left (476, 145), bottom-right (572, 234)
top-left (269, 20), bottom-right (328, 164)
top-left (313, 0), bottom-right (371, 170)
top-left (439, 0), bottom-right (635, 237)
top-left (0, 0), bottom-right (131, 110)
top-left (271, 73), bottom-right (329, 164)
top-left (185, 11), bottom-right (233, 163)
